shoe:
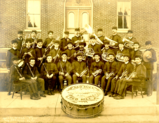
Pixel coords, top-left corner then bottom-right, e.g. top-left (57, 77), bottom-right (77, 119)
top-left (8, 92), bottom-right (11, 95)
top-left (104, 91), bottom-right (107, 96)
top-left (109, 93), bottom-right (113, 97)
top-left (35, 93), bottom-right (41, 99)
top-left (114, 95), bottom-right (124, 100)
top-left (48, 91), bottom-right (51, 95)
top-left (30, 94), bottom-right (39, 100)
top-left (112, 94), bottom-right (117, 97)
top-left (50, 90), bottom-right (54, 95)
top-left (40, 93), bottom-right (46, 97)
top-left (143, 92), bottom-right (147, 95)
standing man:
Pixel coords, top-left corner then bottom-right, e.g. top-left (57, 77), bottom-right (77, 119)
top-left (15, 31), bottom-right (25, 52)
top-left (143, 41), bottom-right (157, 96)
top-left (72, 28), bottom-right (82, 47)
top-left (43, 31), bottom-right (55, 49)
top-left (60, 31), bottom-right (71, 51)
top-left (57, 52), bottom-right (72, 91)
top-left (97, 28), bottom-right (105, 48)
top-left (31, 30), bottom-right (38, 49)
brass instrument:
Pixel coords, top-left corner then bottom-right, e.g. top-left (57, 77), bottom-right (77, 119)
top-left (38, 54), bottom-right (46, 67)
top-left (116, 52), bottom-right (124, 62)
top-left (143, 50), bottom-right (152, 62)
top-left (14, 66), bottom-right (23, 78)
top-left (104, 37), bottom-right (118, 48)
top-left (122, 37), bottom-right (134, 48)
top-left (43, 63), bottom-right (49, 75)
top-left (22, 49), bottom-right (33, 59)
top-left (126, 72), bottom-right (136, 80)
top-left (27, 63), bottom-right (35, 77)
top-left (119, 71), bottom-right (127, 79)
top-left (106, 72), bottom-right (114, 79)
top-left (85, 48), bottom-right (95, 57)
top-left (92, 69), bottom-right (102, 77)
top-left (79, 69), bottom-right (87, 77)
top-left (102, 52), bottom-right (110, 62)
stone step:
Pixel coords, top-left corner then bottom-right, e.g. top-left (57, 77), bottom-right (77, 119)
top-left (0, 115), bottom-right (159, 123)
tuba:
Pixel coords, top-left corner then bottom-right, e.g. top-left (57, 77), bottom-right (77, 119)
top-left (102, 52), bottom-right (110, 62)
top-left (122, 37), bottom-right (134, 48)
top-left (143, 50), bottom-right (152, 62)
top-left (85, 48), bottom-right (95, 57)
top-left (116, 52), bottom-right (124, 62)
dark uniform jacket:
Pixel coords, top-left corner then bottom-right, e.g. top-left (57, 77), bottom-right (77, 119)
top-left (130, 49), bottom-right (142, 61)
top-left (20, 47), bottom-right (35, 63)
top-left (72, 36), bottom-right (82, 44)
top-left (110, 34), bottom-right (122, 47)
top-left (143, 48), bottom-right (157, 70)
top-left (133, 63), bottom-right (146, 79)
top-left (98, 35), bottom-right (105, 48)
top-left (60, 38), bottom-right (71, 51)
top-left (23, 64), bottom-right (40, 79)
top-left (35, 47), bottom-right (45, 66)
top-left (50, 48), bottom-right (61, 63)
top-left (117, 62), bottom-right (134, 77)
top-left (6, 48), bottom-right (20, 68)
top-left (31, 38), bottom-right (38, 49)
top-left (57, 61), bottom-right (72, 74)
top-left (90, 61), bottom-right (104, 75)
top-left (15, 38), bottom-right (24, 51)
top-left (88, 44), bottom-right (101, 54)
top-left (72, 61), bottom-right (87, 74)
top-left (10, 65), bottom-right (24, 82)
top-left (65, 49), bottom-right (76, 62)
top-left (41, 62), bottom-right (58, 77)
top-left (43, 38), bottom-right (55, 48)
top-left (103, 61), bottom-right (118, 74)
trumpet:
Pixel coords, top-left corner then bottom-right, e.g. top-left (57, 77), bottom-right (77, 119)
top-left (92, 69), bottom-right (102, 77)
top-left (106, 72), bottom-right (114, 79)
top-left (119, 71), bottom-right (127, 79)
top-left (126, 72), bottom-right (136, 80)
top-left (122, 37), bottom-right (134, 48)
top-left (80, 69), bottom-right (87, 77)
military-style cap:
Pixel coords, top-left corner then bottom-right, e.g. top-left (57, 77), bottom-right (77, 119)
top-left (97, 28), bottom-right (103, 31)
top-left (11, 40), bottom-right (18, 44)
top-left (48, 30), bottom-right (53, 34)
top-left (76, 53), bottom-right (83, 57)
top-left (64, 31), bottom-right (69, 34)
top-left (29, 57), bottom-right (35, 61)
top-left (94, 52), bottom-right (101, 57)
top-left (79, 42), bottom-right (86, 46)
top-left (54, 40), bottom-right (60, 44)
top-left (108, 51), bottom-right (115, 56)
top-left (75, 28), bottom-right (80, 31)
top-left (25, 38), bottom-right (32, 43)
top-left (103, 40), bottom-right (110, 44)
top-left (67, 41), bottom-right (74, 45)
top-left (37, 39), bottom-right (43, 43)
top-left (123, 54), bottom-right (130, 58)
top-left (145, 41), bottom-right (152, 45)
top-left (18, 31), bottom-right (23, 34)
top-left (112, 26), bottom-right (117, 30)
top-left (32, 30), bottom-right (37, 34)
top-left (46, 54), bottom-right (52, 58)
top-left (90, 35), bottom-right (95, 39)
top-left (128, 30), bottom-right (133, 33)
top-left (61, 51), bottom-right (67, 56)
top-left (134, 41), bottom-right (140, 45)
top-left (118, 41), bottom-right (124, 44)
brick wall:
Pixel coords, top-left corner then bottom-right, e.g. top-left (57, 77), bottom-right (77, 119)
top-left (0, 0), bottom-right (159, 48)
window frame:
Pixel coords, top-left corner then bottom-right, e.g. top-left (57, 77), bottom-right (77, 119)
top-left (26, 0), bottom-right (41, 31)
top-left (117, 1), bottom-right (131, 33)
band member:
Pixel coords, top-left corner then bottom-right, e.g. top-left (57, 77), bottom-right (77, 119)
top-left (72, 53), bottom-right (87, 83)
top-left (110, 54), bottom-right (134, 97)
top-left (143, 41), bottom-right (157, 96)
top-left (23, 57), bottom-right (46, 97)
top-left (109, 26), bottom-right (122, 49)
top-left (114, 55), bottom-right (146, 99)
top-left (15, 31), bottom-right (25, 52)
top-left (6, 40), bottom-right (20, 69)
top-left (101, 40), bottom-right (114, 62)
top-left (97, 28), bottom-right (105, 48)
top-left (20, 38), bottom-right (35, 64)
top-left (88, 35), bottom-right (101, 54)
top-left (31, 30), bottom-right (38, 49)
top-left (41, 54), bottom-right (58, 95)
top-left (60, 31), bottom-right (71, 51)
top-left (123, 30), bottom-right (137, 49)
top-left (72, 28), bottom-right (82, 46)
top-left (89, 53), bottom-right (104, 85)
top-left (50, 40), bottom-right (61, 64)
top-left (10, 57), bottom-right (39, 100)
top-left (130, 41), bottom-right (142, 63)
top-left (65, 41), bottom-right (76, 63)
top-left (35, 39), bottom-right (46, 72)
top-left (76, 42), bottom-right (87, 61)
top-left (43, 31), bottom-right (55, 49)
top-left (57, 52), bottom-right (72, 91)
top-left (101, 52), bottom-right (118, 93)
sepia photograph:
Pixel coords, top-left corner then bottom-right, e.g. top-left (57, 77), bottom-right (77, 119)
top-left (0, 0), bottom-right (159, 122)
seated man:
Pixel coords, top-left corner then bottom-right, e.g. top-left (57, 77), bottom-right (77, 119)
top-left (10, 57), bottom-right (39, 100)
top-left (23, 57), bottom-right (46, 97)
top-left (114, 55), bottom-right (146, 99)
top-left (57, 52), bottom-right (72, 91)
top-left (89, 53), bottom-right (104, 85)
top-left (72, 53), bottom-right (87, 83)
top-left (101, 52), bottom-right (118, 94)
top-left (41, 54), bottom-right (58, 95)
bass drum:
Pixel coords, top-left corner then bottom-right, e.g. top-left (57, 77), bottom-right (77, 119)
top-left (61, 83), bottom-right (104, 118)
top-left (143, 50), bottom-right (152, 62)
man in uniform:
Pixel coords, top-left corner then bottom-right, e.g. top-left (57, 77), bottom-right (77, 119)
top-left (72, 53), bottom-right (87, 83)
top-left (143, 41), bottom-right (157, 96)
top-left (10, 57), bottom-right (39, 100)
top-left (76, 42), bottom-right (87, 61)
top-left (101, 52), bottom-right (118, 94)
top-left (72, 28), bottom-right (83, 47)
top-left (114, 55), bottom-right (146, 99)
top-left (15, 31), bottom-right (25, 52)
top-left (97, 28), bottom-right (105, 48)
top-left (89, 53), bottom-right (104, 85)
top-left (6, 40), bottom-right (20, 69)
top-left (31, 30), bottom-right (38, 49)
top-left (57, 52), bottom-right (72, 91)
top-left (60, 31), bottom-right (71, 51)
top-left (41, 54), bottom-right (58, 95)
top-left (43, 31), bottom-right (55, 49)
top-left (111, 54), bottom-right (134, 97)
top-left (23, 57), bottom-right (46, 97)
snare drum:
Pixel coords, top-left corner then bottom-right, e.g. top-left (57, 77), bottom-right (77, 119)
top-left (61, 83), bottom-right (104, 118)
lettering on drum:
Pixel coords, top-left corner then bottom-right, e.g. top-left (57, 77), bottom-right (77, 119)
top-left (62, 84), bottom-right (104, 105)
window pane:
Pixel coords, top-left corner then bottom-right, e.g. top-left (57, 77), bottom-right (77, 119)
top-left (82, 12), bottom-right (89, 28)
top-left (27, 15), bottom-right (40, 28)
top-left (68, 12), bottom-right (75, 28)
top-left (124, 16), bottom-right (130, 29)
top-left (118, 16), bottom-right (123, 28)
top-left (28, 0), bottom-right (40, 14)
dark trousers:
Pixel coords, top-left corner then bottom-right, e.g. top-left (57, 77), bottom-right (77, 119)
top-left (89, 75), bottom-right (101, 85)
top-left (37, 78), bottom-right (45, 91)
top-left (145, 69), bottom-right (153, 95)
top-left (73, 74), bottom-right (87, 83)
top-left (59, 75), bottom-right (72, 89)
top-left (101, 75), bottom-right (114, 92)
top-left (44, 76), bottom-right (56, 90)
top-left (111, 78), bottom-right (119, 93)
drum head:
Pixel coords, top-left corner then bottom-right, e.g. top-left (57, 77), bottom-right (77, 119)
top-left (62, 83), bottom-right (104, 106)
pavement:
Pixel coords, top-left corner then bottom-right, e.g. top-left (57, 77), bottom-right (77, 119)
top-left (0, 91), bottom-right (159, 123)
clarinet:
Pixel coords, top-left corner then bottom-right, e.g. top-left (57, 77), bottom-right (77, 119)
top-left (14, 66), bottom-right (23, 78)
top-left (27, 63), bottom-right (35, 77)
top-left (53, 49), bottom-right (60, 62)
top-left (43, 63), bottom-right (49, 75)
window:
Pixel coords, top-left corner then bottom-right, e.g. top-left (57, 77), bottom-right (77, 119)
top-left (117, 2), bottom-right (131, 32)
top-left (82, 12), bottom-right (89, 28)
top-left (68, 12), bottom-right (75, 28)
top-left (26, 0), bottom-right (41, 29)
